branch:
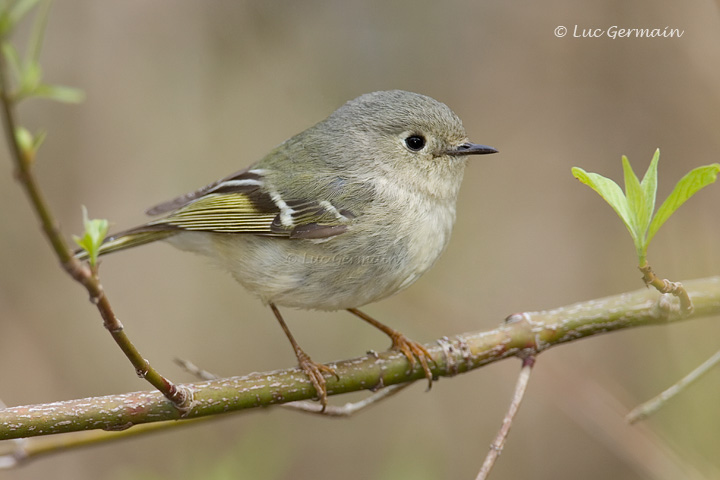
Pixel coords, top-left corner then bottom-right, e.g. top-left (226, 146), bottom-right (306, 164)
top-left (174, 357), bottom-right (413, 417)
top-left (0, 385), bottom-right (413, 466)
top-left (626, 348), bottom-right (720, 423)
top-left (1, 275), bottom-right (718, 441)
top-left (0, 35), bottom-right (191, 410)
top-left (0, 416), bottom-right (215, 468)
top-left (476, 356), bottom-right (535, 480)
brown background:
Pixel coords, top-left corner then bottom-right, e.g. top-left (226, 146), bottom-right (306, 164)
top-left (1, 2), bottom-right (719, 479)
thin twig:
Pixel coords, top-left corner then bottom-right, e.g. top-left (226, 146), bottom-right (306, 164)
top-left (627, 348), bottom-right (720, 423)
top-left (639, 263), bottom-right (693, 313)
top-left (0, 416), bottom-right (214, 468)
top-left (0, 40), bottom-right (191, 411)
top-left (476, 356), bottom-right (535, 480)
top-left (281, 384), bottom-right (412, 417)
top-left (174, 358), bottom-right (218, 381)
top-left (544, 362), bottom-right (710, 480)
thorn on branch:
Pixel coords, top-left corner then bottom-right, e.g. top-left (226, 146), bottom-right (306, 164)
top-left (135, 360), bottom-right (150, 379)
top-left (504, 313), bottom-right (525, 324)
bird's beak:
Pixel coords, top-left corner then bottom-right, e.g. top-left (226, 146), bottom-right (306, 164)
top-left (446, 142), bottom-right (498, 156)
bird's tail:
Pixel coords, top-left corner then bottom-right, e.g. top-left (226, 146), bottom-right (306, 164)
top-left (74, 228), bottom-right (177, 261)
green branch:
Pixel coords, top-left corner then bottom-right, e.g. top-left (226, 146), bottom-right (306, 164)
top-left (1, 276), bottom-right (718, 441)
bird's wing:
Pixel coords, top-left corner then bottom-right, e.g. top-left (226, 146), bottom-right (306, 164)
top-left (146, 171), bottom-right (354, 240)
top-left (145, 167), bottom-right (261, 215)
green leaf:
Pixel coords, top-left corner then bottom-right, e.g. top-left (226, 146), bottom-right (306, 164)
top-left (8, 0), bottom-right (42, 26)
top-left (14, 125), bottom-right (33, 153)
top-left (34, 83), bottom-right (85, 103)
top-left (73, 206), bottom-right (109, 268)
top-left (572, 166), bottom-right (637, 242)
top-left (25, 0), bottom-right (49, 66)
top-left (31, 128), bottom-right (46, 149)
top-left (621, 149), bottom-right (660, 260)
top-left (1, 41), bottom-right (22, 84)
top-left (15, 59), bottom-right (41, 100)
top-left (639, 149), bottom-right (659, 232)
top-left (647, 163), bottom-right (720, 244)
top-left (0, 0), bottom-right (42, 36)
top-left (621, 155), bottom-right (645, 242)
top-left (12, 126), bottom-right (45, 157)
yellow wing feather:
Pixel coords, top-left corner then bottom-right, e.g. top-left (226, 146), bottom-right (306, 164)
top-left (150, 193), bottom-right (279, 233)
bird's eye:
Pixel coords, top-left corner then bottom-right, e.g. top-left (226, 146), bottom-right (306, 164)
top-left (404, 135), bottom-right (426, 152)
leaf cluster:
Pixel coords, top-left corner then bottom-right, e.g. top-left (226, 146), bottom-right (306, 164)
top-left (1, 0), bottom-right (83, 103)
top-left (572, 150), bottom-right (720, 265)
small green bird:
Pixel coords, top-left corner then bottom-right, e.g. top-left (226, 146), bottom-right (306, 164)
top-left (77, 90), bottom-right (497, 407)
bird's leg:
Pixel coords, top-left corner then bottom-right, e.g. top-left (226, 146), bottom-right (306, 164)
top-left (270, 303), bottom-right (337, 409)
top-left (347, 308), bottom-right (434, 389)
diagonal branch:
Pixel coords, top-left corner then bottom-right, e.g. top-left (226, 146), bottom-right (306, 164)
top-left (1, 275), bottom-right (718, 441)
top-left (627, 348), bottom-right (720, 423)
top-left (0, 48), bottom-right (191, 411)
top-left (476, 356), bottom-right (535, 480)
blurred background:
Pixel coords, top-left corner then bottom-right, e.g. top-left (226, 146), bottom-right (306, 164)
top-left (1, 1), bottom-right (719, 479)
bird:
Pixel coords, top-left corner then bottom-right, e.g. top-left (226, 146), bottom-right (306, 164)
top-left (76, 90), bottom-right (498, 407)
